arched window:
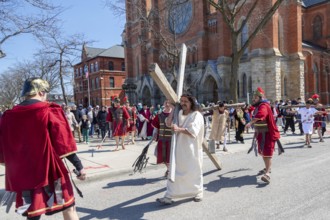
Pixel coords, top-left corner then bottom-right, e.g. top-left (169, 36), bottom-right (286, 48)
top-left (313, 15), bottom-right (322, 40)
top-left (109, 77), bottom-right (115, 88)
top-left (95, 62), bottom-right (99, 72)
top-left (95, 77), bottom-right (99, 88)
top-left (313, 62), bottom-right (319, 93)
top-left (237, 80), bottom-right (240, 98)
top-left (284, 76), bottom-right (288, 96)
top-left (109, 61), bottom-right (114, 71)
top-left (242, 74), bottom-right (247, 97)
top-left (90, 63), bottom-right (94, 73)
top-left (248, 76), bottom-right (252, 94)
top-left (241, 21), bottom-right (248, 54)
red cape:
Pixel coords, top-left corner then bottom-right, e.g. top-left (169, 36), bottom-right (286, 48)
top-left (0, 102), bottom-right (77, 191)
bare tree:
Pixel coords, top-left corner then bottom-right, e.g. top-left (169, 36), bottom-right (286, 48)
top-left (0, 0), bottom-right (60, 58)
top-left (208, 0), bottom-right (285, 102)
top-left (37, 27), bottom-right (89, 105)
top-left (0, 55), bottom-right (62, 107)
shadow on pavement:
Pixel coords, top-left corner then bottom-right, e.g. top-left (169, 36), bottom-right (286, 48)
top-left (76, 187), bottom-right (195, 220)
top-left (103, 177), bottom-right (165, 189)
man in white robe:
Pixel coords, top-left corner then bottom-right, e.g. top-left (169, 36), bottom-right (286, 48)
top-left (157, 94), bottom-right (204, 204)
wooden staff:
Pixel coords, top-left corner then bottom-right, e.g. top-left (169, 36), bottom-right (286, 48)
top-left (202, 103), bottom-right (246, 111)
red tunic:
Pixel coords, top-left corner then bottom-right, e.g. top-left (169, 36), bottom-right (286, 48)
top-left (0, 102), bottom-right (77, 217)
top-left (126, 106), bottom-right (137, 132)
top-left (254, 102), bottom-right (280, 157)
top-left (106, 106), bottom-right (130, 137)
top-left (151, 112), bottom-right (171, 164)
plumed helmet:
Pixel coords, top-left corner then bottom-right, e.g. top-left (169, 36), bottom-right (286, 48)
top-left (311, 94), bottom-right (319, 100)
top-left (253, 87), bottom-right (265, 98)
top-left (21, 77), bottom-right (50, 97)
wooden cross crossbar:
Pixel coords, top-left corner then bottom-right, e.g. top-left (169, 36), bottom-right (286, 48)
top-left (202, 103), bottom-right (247, 111)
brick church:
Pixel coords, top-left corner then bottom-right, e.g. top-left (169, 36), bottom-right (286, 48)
top-left (124, 0), bottom-right (330, 106)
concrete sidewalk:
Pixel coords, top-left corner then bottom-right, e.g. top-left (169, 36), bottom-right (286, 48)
top-left (0, 127), bottom-right (328, 187)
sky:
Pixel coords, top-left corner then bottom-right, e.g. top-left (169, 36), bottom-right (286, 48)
top-left (0, 0), bottom-right (125, 73)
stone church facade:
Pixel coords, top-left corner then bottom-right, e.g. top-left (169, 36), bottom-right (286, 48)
top-left (124, 0), bottom-right (330, 106)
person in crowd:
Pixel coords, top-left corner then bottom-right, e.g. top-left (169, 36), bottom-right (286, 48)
top-left (312, 94), bottom-right (326, 142)
top-left (80, 114), bottom-right (91, 144)
top-left (125, 100), bottom-right (137, 144)
top-left (0, 77), bottom-right (86, 220)
top-left (97, 106), bottom-right (108, 140)
top-left (282, 100), bottom-right (296, 135)
top-left (106, 97), bottom-right (130, 150)
top-left (64, 106), bottom-right (78, 136)
top-left (234, 107), bottom-right (246, 144)
top-left (151, 100), bottom-right (173, 177)
top-left (208, 102), bottom-right (229, 151)
top-left (156, 94), bottom-right (204, 204)
top-left (87, 106), bottom-right (97, 138)
top-left (94, 105), bottom-right (100, 138)
top-left (296, 98), bottom-right (327, 148)
top-left (138, 104), bottom-right (153, 140)
top-left (246, 87), bottom-right (280, 184)
top-left (71, 104), bottom-right (83, 142)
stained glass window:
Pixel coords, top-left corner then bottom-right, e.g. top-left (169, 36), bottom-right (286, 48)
top-left (168, 0), bottom-right (193, 35)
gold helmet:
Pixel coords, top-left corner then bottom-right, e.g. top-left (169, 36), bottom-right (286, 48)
top-left (21, 77), bottom-right (50, 97)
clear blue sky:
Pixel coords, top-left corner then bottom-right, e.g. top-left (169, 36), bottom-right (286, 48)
top-left (0, 0), bottom-right (125, 73)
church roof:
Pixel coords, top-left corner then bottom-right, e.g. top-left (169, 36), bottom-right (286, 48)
top-left (84, 45), bottom-right (124, 59)
top-left (302, 0), bottom-right (328, 8)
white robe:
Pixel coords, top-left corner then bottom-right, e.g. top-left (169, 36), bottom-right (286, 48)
top-left (165, 110), bottom-right (204, 199)
top-left (298, 107), bottom-right (317, 134)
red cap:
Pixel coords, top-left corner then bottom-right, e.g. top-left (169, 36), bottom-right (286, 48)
top-left (312, 94), bottom-right (319, 99)
top-left (254, 87), bottom-right (265, 98)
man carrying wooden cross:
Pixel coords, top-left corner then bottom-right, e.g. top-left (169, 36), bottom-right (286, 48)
top-left (150, 44), bottom-right (220, 204)
top-left (156, 94), bottom-right (205, 204)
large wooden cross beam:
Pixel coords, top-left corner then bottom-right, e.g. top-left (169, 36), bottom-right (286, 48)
top-left (149, 44), bottom-right (222, 177)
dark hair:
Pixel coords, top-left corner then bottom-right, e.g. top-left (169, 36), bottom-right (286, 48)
top-left (217, 101), bottom-right (224, 107)
top-left (181, 94), bottom-right (198, 111)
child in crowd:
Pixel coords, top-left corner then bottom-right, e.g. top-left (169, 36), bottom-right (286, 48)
top-left (80, 114), bottom-right (91, 144)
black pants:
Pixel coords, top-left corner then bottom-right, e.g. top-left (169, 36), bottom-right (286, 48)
top-left (284, 117), bottom-right (295, 133)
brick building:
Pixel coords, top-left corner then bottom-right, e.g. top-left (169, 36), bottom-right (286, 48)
top-left (74, 45), bottom-right (127, 107)
top-left (124, 0), bottom-right (330, 105)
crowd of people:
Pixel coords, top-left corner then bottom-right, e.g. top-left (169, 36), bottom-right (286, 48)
top-left (1, 77), bottom-right (329, 219)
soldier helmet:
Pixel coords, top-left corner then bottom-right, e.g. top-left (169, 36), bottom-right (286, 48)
top-left (21, 77), bottom-right (50, 97)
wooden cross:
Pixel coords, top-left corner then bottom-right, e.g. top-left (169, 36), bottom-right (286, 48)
top-left (149, 44), bottom-right (222, 181)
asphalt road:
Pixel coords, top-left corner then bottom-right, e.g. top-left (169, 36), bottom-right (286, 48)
top-left (1, 135), bottom-right (329, 220)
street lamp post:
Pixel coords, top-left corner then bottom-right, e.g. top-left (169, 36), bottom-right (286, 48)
top-left (122, 83), bottom-right (137, 104)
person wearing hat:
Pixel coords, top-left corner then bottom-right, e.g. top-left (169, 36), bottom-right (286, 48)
top-left (0, 78), bottom-right (86, 220)
top-left (245, 87), bottom-right (281, 184)
top-left (106, 97), bottom-right (130, 150)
